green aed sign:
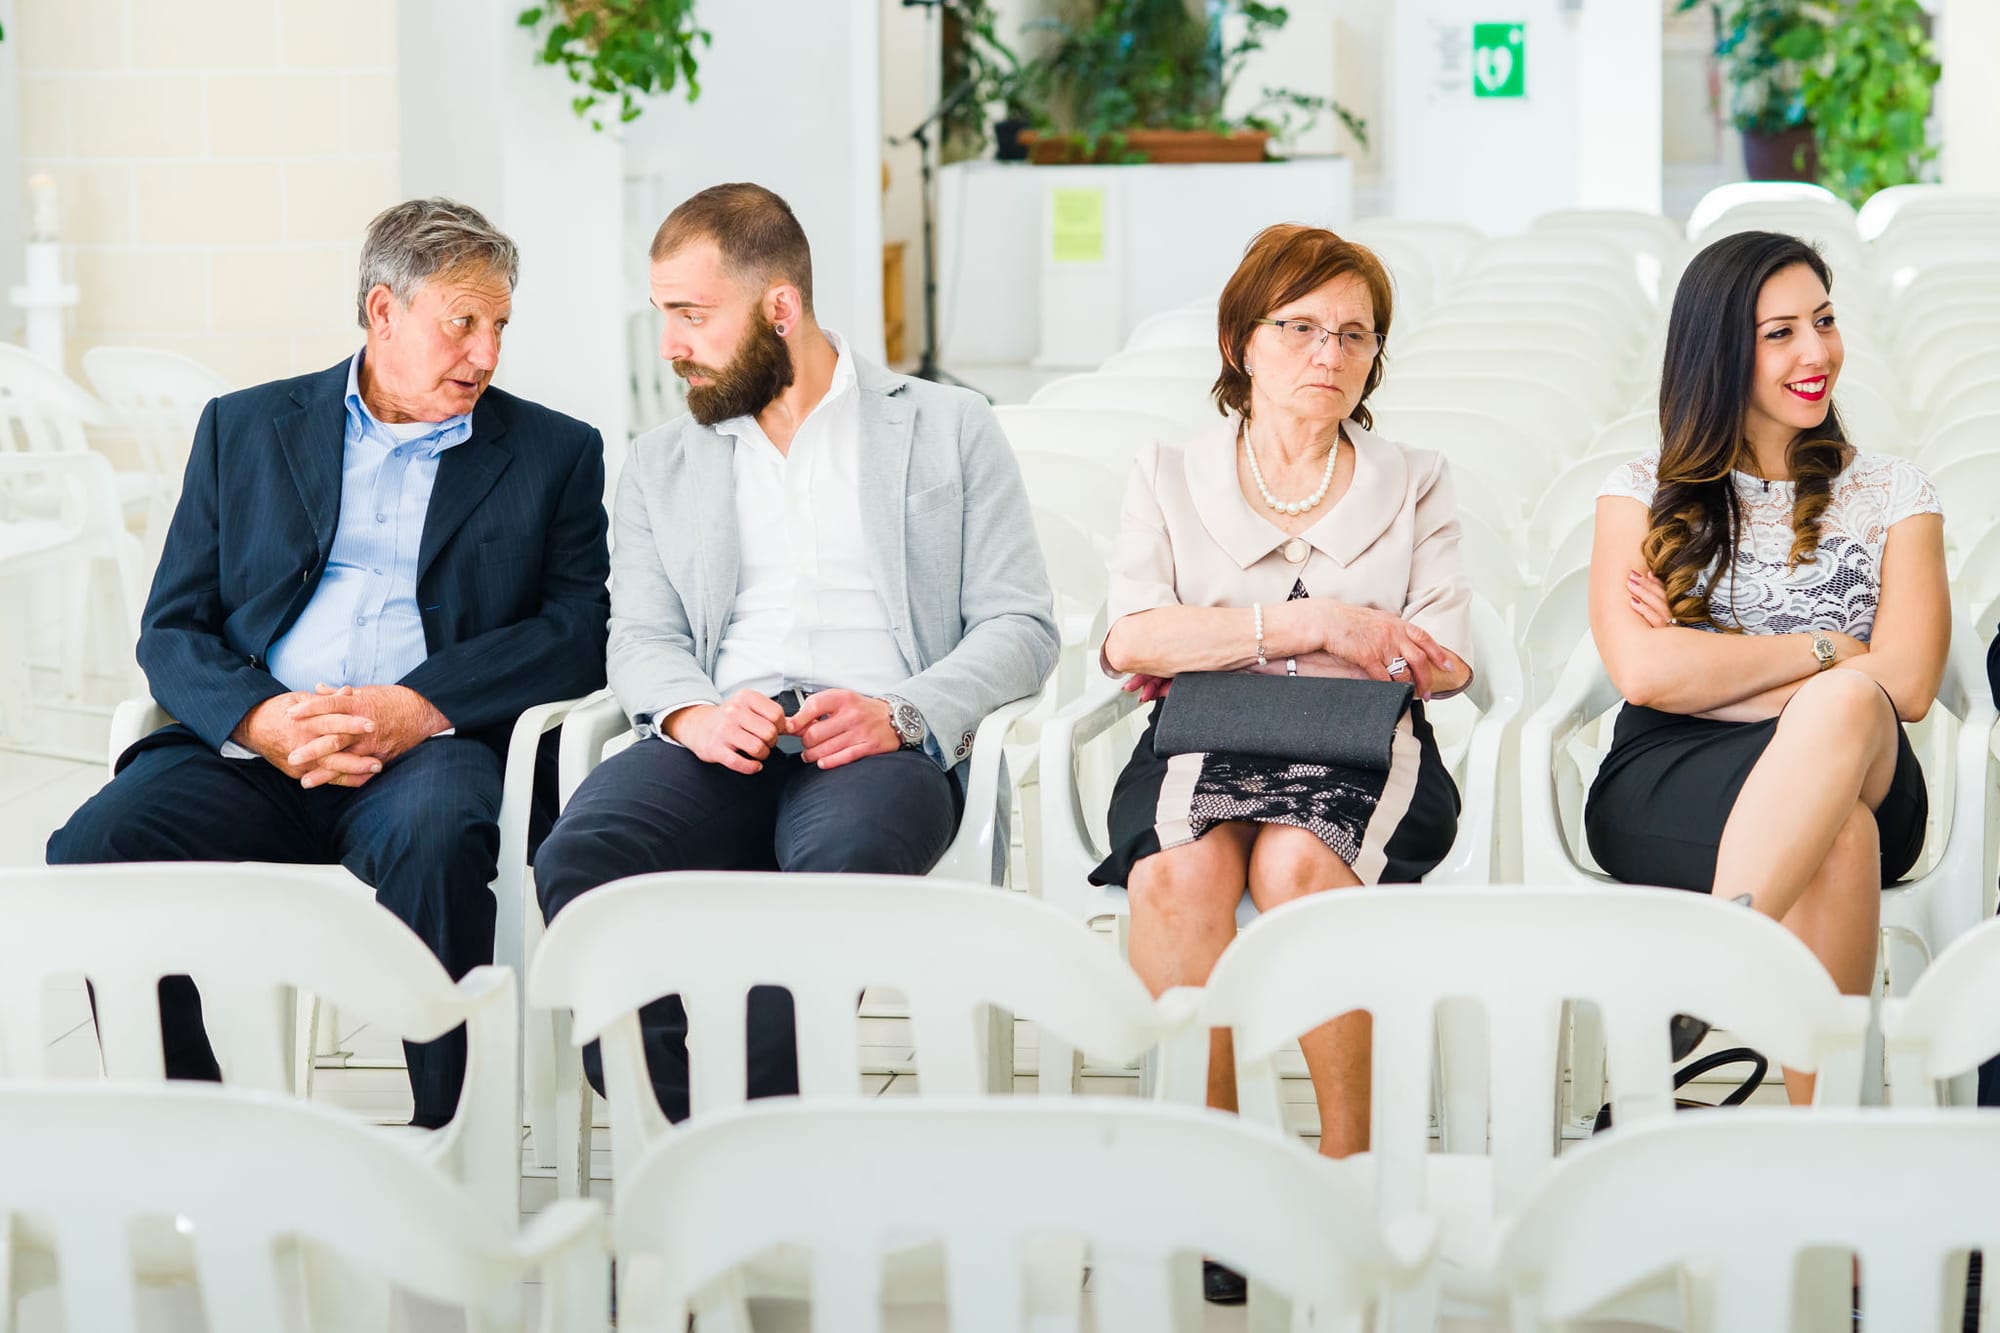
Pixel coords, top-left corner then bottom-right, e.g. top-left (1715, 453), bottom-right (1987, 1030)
top-left (1472, 23), bottom-right (1526, 98)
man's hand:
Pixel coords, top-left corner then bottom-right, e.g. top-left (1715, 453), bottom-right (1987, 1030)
top-left (231, 689), bottom-right (381, 785)
top-left (281, 684), bottom-right (451, 789)
top-left (788, 689), bottom-right (901, 770)
top-left (665, 690), bottom-right (785, 775)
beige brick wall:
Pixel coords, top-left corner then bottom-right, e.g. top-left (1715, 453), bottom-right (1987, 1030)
top-left (16, 0), bottom-right (399, 389)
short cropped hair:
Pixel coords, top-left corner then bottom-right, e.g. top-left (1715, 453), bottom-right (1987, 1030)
top-left (1213, 224), bottom-right (1395, 428)
top-left (650, 182), bottom-right (815, 312)
top-left (355, 198), bottom-right (519, 329)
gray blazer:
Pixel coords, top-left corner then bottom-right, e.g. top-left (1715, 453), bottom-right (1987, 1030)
top-left (606, 355), bottom-right (1059, 771)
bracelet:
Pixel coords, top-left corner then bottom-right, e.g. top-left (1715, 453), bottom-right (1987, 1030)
top-left (1253, 602), bottom-right (1267, 668)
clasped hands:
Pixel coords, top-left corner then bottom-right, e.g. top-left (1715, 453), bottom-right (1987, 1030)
top-left (1123, 599), bottom-right (1460, 703)
top-left (668, 689), bottom-right (900, 775)
top-left (233, 683), bottom-right (451, 789)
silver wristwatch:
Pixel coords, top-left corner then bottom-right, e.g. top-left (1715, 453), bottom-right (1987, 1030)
top-left (880, 694), bottom-right (927, 750)
top-left (1809, 629), bottom-right (1836, 672)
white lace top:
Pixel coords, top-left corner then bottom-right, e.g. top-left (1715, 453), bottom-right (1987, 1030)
top-left (1597, 450), bottom-right (1941, 642)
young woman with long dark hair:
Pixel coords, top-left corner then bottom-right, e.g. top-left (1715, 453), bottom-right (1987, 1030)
top-left (1584, 231), bottom-right (1948, 1103)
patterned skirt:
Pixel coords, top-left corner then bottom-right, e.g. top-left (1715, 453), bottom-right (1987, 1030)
top-left (1089, 698), bottom-right (1461, 888)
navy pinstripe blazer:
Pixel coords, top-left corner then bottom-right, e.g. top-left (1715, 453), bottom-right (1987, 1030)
top-left (134, 358), bottom-right (611, 760)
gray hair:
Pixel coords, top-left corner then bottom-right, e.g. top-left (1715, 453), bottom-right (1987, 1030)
top-left (354, 198), bottom-right (520, 329)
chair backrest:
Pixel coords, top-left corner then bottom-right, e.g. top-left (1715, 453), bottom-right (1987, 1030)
top-left (1527, 449), bottom-right (1625, 550)
top-left (1454, 508), bottom-right (1529, 621)
top-left (1402, 315), bottom-right (1636, 368)
top-left (1856, 183), bottom-right (2000, 240)
top-left (1121, 306), bottom-right (1217, 352)
top-left (0, 1083), bottom-right (598, 1333)
top-left (1014, 448), bottom-right (1124, 546)
top-left (626, 305), bottom-right (688, 435)
top-left (1369, 378), bottom-right (1593, 464)
top-left (992, 402), bottom-right (1191, 471)
top-left (1365, 403), bottom-right (1557, 518)
top-left (1519, 566), bottom-right (1594, 703)
top-left (1020, 378), bottom-right (1218, 436)
top-left (0, 866), bottom-right (517, 1216)
top-left (1497, 1110), bottom-right (2000, 1333)
top-left (1032, 503), bottom-right (1111, 626)
top-left (80, 345), bottom-right (231, 480)
top-left (1584, 409), bottom-right (1660, 458)
top-left (1928, 453), bottom-right (2000, 541)
top-left (1389, 347), bottom-right (1629, 419)
top-left (1450, 272), bottom-right (1650, 322)
top-left (528, 873), bottom-right (1165, 1176)
top-left (1916, 411), bottom-right (2000, 472)
top-left (1834, 377), bottom-right (1908, 454)
top-left (1881, 916), bottom-right (2000, 1105)
top-left (615, 1098), bottom-right (1398, 1333)
top-left (1096, 345), bottom-right (1219, 380)
top-left (1686, 181), bottom-right (1850, 237)
top-left (1345, 216), bottom-right (1487, 285)
top-left (1948, 513), bottom-right (2000, 626)
top-left (0, 344), bottom-right (93, 454)
top-left (1185, 887), bottom-right (1870, 1222)
top-left (1926, 376), bottom-right (2000, 436)
top-left (1537, 514), bottom-right (1595, 586)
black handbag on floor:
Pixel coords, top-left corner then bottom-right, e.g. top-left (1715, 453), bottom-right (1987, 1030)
top-left (1591, 1045), bottom-right (1768, 1134)
top-left (1153, 671), bottom-right (1413, 772)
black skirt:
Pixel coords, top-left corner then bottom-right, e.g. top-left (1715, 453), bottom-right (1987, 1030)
top-left (1584, 703), bottom-right (1928, 893)
top-left (1089, 699), bottom-right (1461, 888)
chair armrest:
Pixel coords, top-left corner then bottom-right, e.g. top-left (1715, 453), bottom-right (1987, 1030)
top-left (1517, 636), bottom-right (1617, 883)
top-left (493, 696), bottom-right (591, 972)
top-left (1432, 683), bottom-right (1521, 884)
top-left (1036, 676), bottom-right (1144, 917)
top-left (557, 690), bottom-right (627, 809)
top-left (935, 689), bottom-right (1045, 886)
top-left (108, 696), bottom-right (172, 775)
top-left (513, 1199), bottom-right (611, 1333)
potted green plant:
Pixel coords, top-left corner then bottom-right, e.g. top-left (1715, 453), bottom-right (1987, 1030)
top-left (517, 0), bottom-right (708, 131)
top-left (1789, 0), bottom-right (1939, 206)
top-left (1677, 0), bottom-right (1821, 180)
top-left (938, 0), bottom-right (1028, 163)
top-left (1012, 0), bottom-right (1364, 165)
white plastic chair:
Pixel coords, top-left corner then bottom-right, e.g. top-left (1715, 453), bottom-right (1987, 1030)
top-left (80, 345), bottom-right (232, 548)
top-left (613, 1098), bottom-right (1415, 1333)
top-left (1402, 315), bottom-right (1639, 370)
top-left (1449, 272), bottom-right (1653, 324)
top-left (1517, 567), bottom-right (1593, 707)
top-left (528, 874), bottom-right (1167, 1188)
top-left (1009, 388), bottom-right (1210, 444)
top-left (1915, 411), bottom-right (2000, 472)
top-left (1346, 217), bottom-right (1487, 287)
top-left (1389, 347), bottom-right (1631, 421)
top-left (626, 304), bottom-right (688, 436)
top-left (0, 1083), bottom-right (605, 1333)
top-left (1836, 377), bottom-right (1909, 453)
top-left (1687, 181), bottom-right (1853, 237)
top-left (1927, 453), bottom-right (2000, 545)
top-left (1531, 207), bottom-right (1687, 276)
top-left (1364, 405), bottom-right (1554, 526)
top-left (1013, 448), bottom-right (1124, 545)
top-left (1120, 305), bottom-right (1217, 352)
top-left (1584, 409), bottom-right (1659, 459)
top-left (1535, 516), bottom-right (1595, 588)
top-left (1857, 183), bottom-right (2000, 240)
top-left (1929, 378), bottom-right (2000, 436)
top-left (1497, 1110), bottom-right (2000, 1333)
top-left (1456, 508), bottom-right (1532, 624)
top-left (1881, 915), bottom-right (2000, 1107)
top-left (0, 865), bottom-right (521, 1223)
top-left (106, 692), bottom-right (585, 1181)
top-left (1096, 345), bottom-right (1218, 380)
top-left (1368, 383), bottom-right (1592, 475)
top-left (1176, 886), bottom-right (1869, 1325)
top-left (1526, 450), bottom-right (1625, 557)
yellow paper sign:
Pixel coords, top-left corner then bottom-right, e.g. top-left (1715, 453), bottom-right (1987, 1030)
top-left (1050, 187), bottom-right (1106, 264)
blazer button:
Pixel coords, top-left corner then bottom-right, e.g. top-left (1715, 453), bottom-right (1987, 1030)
top-left (301, 568), bottom-right (311, 583)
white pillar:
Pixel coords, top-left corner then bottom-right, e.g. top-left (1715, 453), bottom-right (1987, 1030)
top-left (1939, 0), bottom-right (2000, 190)
top-left (1575, 0), bottom-right (1662, 214)
top-left (397, 1), bottom-right (629, 445)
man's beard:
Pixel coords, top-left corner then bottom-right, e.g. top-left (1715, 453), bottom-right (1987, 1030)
top-left (677, 312), bottom-right (796, 425)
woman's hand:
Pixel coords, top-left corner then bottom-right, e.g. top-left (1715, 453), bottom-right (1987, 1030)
top-left (1318, 602), bottom-right (1457, 699)
top-left (1626, 568), bottom-right (1675, 628)
top-left (1122, 673), bottom-right (1173, 703)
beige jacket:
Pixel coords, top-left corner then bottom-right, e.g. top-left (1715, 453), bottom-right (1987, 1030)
top-left (1104, 414), bottom-right (1474, 673)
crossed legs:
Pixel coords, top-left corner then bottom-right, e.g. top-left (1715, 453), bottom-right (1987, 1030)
top-left (1127, 822), bottom-right (1368, 1157)
top-left (1712, 670), bottom-right (1902, 1104)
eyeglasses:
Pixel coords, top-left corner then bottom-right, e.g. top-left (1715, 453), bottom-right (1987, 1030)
top-left (1254, 318), bottom-right (1385, 361)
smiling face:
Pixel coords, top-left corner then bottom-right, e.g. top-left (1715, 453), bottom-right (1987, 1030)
top-left (1244, 271), bottom-right (1379, 428)
top-left (649, 238), bottom-right (795, 425)
top-left (361, 264), bottom-right (511, 423)
top-left (1743, 260), bottom-right (1843, 449)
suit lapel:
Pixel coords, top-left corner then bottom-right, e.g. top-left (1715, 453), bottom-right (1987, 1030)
top-left (416, 394), bottom-right (512, 580)
top-left (682, 428), bottom-right (741, 652)
top-left (856, 374), bottom-right (914, 653)
top-left (274, 365), bottom-right (350, 556)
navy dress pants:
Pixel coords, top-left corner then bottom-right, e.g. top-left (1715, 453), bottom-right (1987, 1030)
top-left (533, 737), bottom-right (961, 1122)
top-left (46, 729), bottom-right (503, 1128)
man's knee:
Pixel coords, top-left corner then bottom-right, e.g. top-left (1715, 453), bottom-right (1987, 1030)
top-left (47, 775), bottom-right (174, 866)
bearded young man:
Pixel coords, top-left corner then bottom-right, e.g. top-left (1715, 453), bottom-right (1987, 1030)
top-left (533, 182), bottom-right (1057, 1119)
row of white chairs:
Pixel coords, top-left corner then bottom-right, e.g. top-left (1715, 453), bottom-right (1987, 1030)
top-left (19, 864), bottom-right (2000, 1329)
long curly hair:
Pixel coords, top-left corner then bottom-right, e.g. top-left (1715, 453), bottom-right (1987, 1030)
top-left (1644, 231), bottom-right (1849, 629)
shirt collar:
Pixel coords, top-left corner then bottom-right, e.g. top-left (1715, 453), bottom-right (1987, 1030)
top-left (713, 329), bottom-right (856, 443)
top-left (1186, 413), bottom-right (1408, 569)
top-left (344, 351), bottom-right (474, 457)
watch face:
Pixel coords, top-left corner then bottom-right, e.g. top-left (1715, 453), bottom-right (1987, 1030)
top-left (894, 701), bottom-right (924, 744)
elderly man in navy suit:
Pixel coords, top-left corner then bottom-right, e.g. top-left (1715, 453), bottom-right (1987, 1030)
top-left (47, 198), bottom-right (611, 1128)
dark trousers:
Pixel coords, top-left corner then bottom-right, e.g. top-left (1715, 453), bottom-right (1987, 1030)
top-left (45, 730), bottom-right (503, 1127)
top-left (533, 737), bottom-right (960, 1121)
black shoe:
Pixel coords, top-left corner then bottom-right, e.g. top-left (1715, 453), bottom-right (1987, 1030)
top-left (1203, 1259), bottom-right (1247, 1305)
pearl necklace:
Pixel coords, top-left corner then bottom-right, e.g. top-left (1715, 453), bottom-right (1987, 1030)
top-left (1242, 423), bottom-right (1338, 517)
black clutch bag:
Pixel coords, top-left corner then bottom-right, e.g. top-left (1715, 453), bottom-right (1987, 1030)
top-left (1152, 671), bottom-right (1413, 772)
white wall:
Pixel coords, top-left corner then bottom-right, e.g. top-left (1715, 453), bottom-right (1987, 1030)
top-left (1939, 0), bottom-right (2000, 190)
top-left (13, 0), bottom-right (400, 389)
top-left (400, 0), bottom-right (626, 445)
top-left (623, 3), bottom-right (886, 364)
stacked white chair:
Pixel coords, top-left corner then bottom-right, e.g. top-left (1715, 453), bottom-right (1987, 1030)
top-left (1021, 378), bottom-right (1219, 435)
top-left (1498, 1111), bottom-right (1999, 1332)
top-left (1345, 217), bottom-right (1487, 290)
top-left (1173, 885), bottom-right (1870, 1326)
top-left (80, 345), bottom-right (232, 550)
top-left (0, 1083), bottom-right (605, 1333)
top-left (1120, 304), bottom-right (1215, 352)
top-left (1097, 345), bottom-right (1217, 380)
top-left (992, 402), bottom-right (1186, 476)
top-left (1881, 914), bottom-right (2000, 1108)
top-left (612, 1098), bottom-right (1415, 1332)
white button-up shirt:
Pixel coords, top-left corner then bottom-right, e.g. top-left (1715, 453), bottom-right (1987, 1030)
top-left (697, 332), bottom-right (910, 705)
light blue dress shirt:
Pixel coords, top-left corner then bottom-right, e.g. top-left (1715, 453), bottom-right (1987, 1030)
top-left (264, 352), bottom-right (473, 694)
